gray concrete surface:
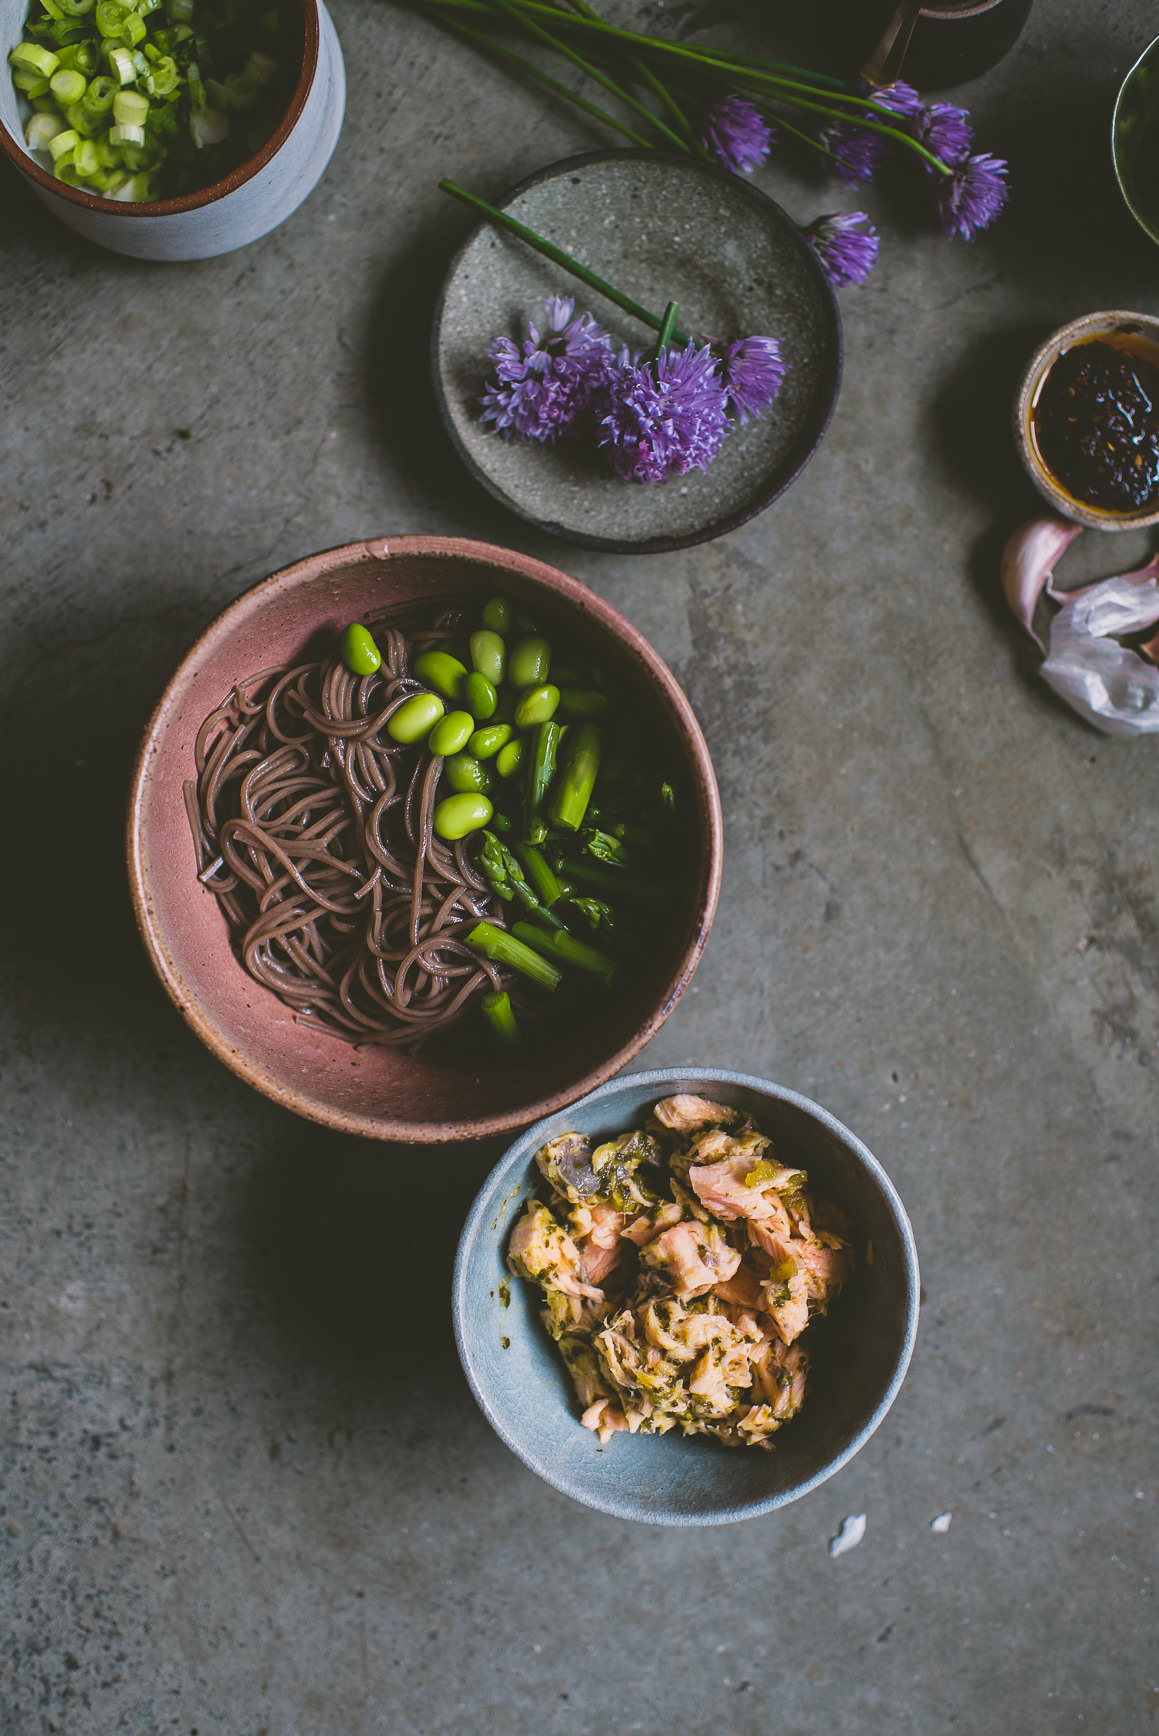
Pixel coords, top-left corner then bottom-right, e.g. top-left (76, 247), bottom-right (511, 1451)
top-left (2, 2), bottom-right (1157, 1731)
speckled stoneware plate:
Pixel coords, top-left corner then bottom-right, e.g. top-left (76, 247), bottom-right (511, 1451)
top-left (432, 150), bottom-right (842, 554)
top-left (454, 1068), bottom-right (919, 1525)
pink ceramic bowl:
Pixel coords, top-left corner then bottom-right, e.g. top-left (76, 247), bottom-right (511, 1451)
top-left (127, 535), bottom-right (722, 1144)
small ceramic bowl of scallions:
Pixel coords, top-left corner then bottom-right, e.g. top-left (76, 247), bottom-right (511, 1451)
top-left (0, 0), bottom-right (344, 259)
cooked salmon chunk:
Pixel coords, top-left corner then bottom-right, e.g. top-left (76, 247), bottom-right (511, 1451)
top-left (652, 1094), bottom-right (739, 1133)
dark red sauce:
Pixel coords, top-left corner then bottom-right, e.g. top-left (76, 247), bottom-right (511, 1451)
top-left (1032, 336), bottom-right (1159, 514)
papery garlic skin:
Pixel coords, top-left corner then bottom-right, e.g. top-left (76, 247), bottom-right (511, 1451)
top-left (1040, 556), bottom-right (1159, 736)
top-left (1000, 514), bottom-right (1084, 649)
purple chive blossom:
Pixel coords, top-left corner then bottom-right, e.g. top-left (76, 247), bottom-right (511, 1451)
top-left (718, 335), bottom-right (787, 423)
top-left (701, 95), bottom-right (774, 175)
top-left (598, 343), bottom-right (732, 483)
top-left (805, 212), bottom-right (879, 288)
top-left (872, 79), bottom-right (923, 119)
top-left (820, 121), bottom-right (885, 187)
top-left (480, 296), bottom-right (614, 443)
top-left (914, 100), bottom-right (973, 169)
top-left (935, 150), bottom-right (1009, 240)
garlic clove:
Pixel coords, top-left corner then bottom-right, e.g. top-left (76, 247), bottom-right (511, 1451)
top-left (1000, 514), bottom-right (1084, 650)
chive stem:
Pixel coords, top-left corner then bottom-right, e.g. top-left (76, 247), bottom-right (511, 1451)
top-left (653, 300), bottom-right (679, 361)
top-left (440, 16), bottom-right (655, 148)
top-left (489, 0), bottom-right (687, 152)
top-left (439, 179), bottom-right (693, 345)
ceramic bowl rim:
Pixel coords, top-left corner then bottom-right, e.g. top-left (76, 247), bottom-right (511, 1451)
top-left (126, 536), bottom-right (723, 1144)
top-left (1012, 308), bottom-right (1159, 530)
top-left (430, 146), bottom-right (843, 557)
top-left (1112, 35), bottom-right (1159, 246)
top-left (453, 1064), bottom-right (921, 1524)
top-left (0, 0), bottom-right (317, 216)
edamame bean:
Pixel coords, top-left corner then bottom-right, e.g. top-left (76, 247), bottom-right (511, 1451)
top-left (508, 634), bottom-right (551, 688)
top-left (481, 596), bottom-right (513, 635)
top-left (469, 723), bottom-right (512, 760)
top-left (464, 671), bottom-right (497, 719)
top-left (469, 629), bottom-right (506, 685)
top-left (433, 793), bottom-right (493, 841)
top-left (559, 688), bottom-right (611, 719)
top-left (340, 622), bottom-right (381, 676)
top-left (514, 683), bottom-right (560, 728)
top-left (387, 692), bottom-right (445, 743)
top-left (414, 650), bottom-right (467, 702)
top-left (445, 753), bottom-right (493, 795)
top-left (428, 710), bottom-right (475, 757)
top-left (495, 739), bottom-right (525, 778)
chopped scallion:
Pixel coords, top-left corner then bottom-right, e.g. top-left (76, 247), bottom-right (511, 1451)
top-left (9, 39), bottom-right (60, 75)
top-left (49, 64), bottom-right (85, 101)
top-left (47, 124), bottom-right (78, 156)
top-left (111, 84), bottom-right (146, 120)
top-left (26, 109), bottom-right (65, 148)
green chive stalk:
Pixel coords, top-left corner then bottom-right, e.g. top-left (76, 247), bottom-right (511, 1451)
top-left (417, 0), bottom-right (956, 178)
top-left (440, 180), bottom-right (694, 347)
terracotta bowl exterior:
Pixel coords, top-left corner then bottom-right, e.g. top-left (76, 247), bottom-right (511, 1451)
top-left (127, 536), bottom-right (722, 1143)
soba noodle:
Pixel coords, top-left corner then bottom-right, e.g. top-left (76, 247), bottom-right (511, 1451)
top-left (184, 617), bottom-right (509, 1047)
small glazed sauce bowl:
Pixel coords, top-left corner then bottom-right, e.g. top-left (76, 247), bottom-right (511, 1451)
top-left (1013, 309), bottom-right (1159, 531)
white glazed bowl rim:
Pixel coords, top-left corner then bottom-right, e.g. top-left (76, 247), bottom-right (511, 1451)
top-left (0, 0), bottom-right (316, 215)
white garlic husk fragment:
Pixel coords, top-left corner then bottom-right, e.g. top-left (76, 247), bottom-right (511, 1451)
top-left (1001, 514), bottom-right (1159, 735)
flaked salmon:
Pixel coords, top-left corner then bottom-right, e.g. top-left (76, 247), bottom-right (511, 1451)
top-left (505, 1098), bottom-right (852, 1450)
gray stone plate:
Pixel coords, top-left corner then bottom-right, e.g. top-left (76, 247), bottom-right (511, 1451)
top-left (431, 149), bottom-right (842, 554)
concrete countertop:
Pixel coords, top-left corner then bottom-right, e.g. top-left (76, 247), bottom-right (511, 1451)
top-left (2, 2), bottom-right (1156, 1731)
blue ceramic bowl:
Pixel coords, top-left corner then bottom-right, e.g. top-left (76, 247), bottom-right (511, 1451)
top-left (453, 1067), bottom-right (919, 1526)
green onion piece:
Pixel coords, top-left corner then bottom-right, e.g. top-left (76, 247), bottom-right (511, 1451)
top-left (481, 989), bottom-right (521, 1047)
top-left (549, 724), bottom-right (600, 832)
top-left (81, 72), bottom-right (117, 113)
top-left (246, 50), bottom-right (277, 83)
top-left (13, 69), bottom-right (51, 93)
top-left (107, 43), bottom-right (134, 80)
top-left (112, 85), bottom-right (147, 122)
top-left (26, 111), bottom-right (66, 149)
top-left (10, 40), bottom-right (60, 75)
top-left (95, 0), bottom-right (125, 35)
top-left (189, 105), bottom-right (228, 146)
top-left (48, 125), bottom-right (79, 158)
top-left (72, 135), bottom-right (99, 174)
top-left (466, 922), bottom-right (561, 992)
top-left (109, 119), bottom-right (145, 144)
top-left (511, 921), bottom-right (617, 987)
